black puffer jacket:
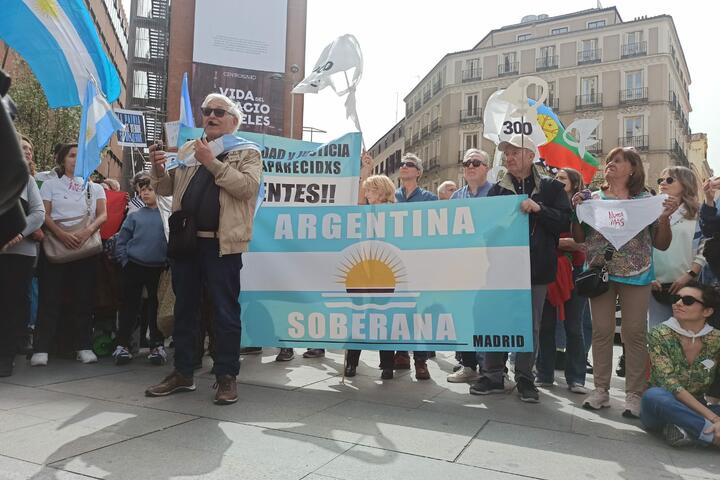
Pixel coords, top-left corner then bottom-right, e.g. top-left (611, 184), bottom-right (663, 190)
top-left (488, 166), bottom-right (572, 285)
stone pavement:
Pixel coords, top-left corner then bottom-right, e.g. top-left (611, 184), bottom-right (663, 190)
top-left (0, 349), bottom-right (718, 480)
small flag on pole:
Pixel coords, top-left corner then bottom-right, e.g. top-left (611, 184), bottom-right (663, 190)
top-left (75, 79), bottom-right (123, 181)
top-left (180, 72), bottom-right (195, 128)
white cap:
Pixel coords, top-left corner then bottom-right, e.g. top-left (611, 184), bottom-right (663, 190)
top-left (498, 134), bottom-right (538, 156)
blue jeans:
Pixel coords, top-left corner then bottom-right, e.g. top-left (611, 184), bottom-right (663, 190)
top-left (641, 387), bottom-right (720, 444)
top-left (171, 239), bottom-right (243, 378)
top-left (537, 275), bottom-right (586, 386)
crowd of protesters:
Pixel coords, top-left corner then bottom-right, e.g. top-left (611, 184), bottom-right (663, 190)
top-left (1, 92), bottom-right (719, 449)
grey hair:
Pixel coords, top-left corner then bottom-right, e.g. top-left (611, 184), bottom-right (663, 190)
top-left (201, 93), bottom-right (243, 132)
top-left (462, 148), bottom-right (489, 164)
top-left (438, 180), bottom-right (457, 196)
top-left (402, 153), bottom-right (424, 175)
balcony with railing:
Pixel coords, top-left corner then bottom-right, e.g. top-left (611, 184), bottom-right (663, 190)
top-left (431, 118), bottom-right (440, 132)
top-left (672, 139), bottom-right (689, 166)
top-left (414, 99), bottom-right (421, 111)
top-left (547, 96), bottom-right (559, 110)
top-left (587, 140), bottom-right (603, 156)
top-left (462, 68), bottom-right (482, 83)
top-left (577, 48), bottom-right (602, 64)
top-left (432, 82), bottom-right (442, 95)
top-left (620, 87), bottom-right (648, 105)
top-left (498, 62), bottom-right (519, 77)
top-left (460, 108), bottom-right (483, 123)
top-left (621, 41), bottom-right (647, 58)
top-left (421, 125), bottom-right (430, 139)
top-left (618, 135), bottom-right (649, 151)
top-left (536, 55), bottom-right (558, 71)
top-left (576, 93), bottom-right (603, 110)
top-left (423, 90), bottom-right (431, 104)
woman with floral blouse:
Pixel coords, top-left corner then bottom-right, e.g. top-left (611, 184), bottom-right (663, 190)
top-left (641, 281), bottom-right (720, 447)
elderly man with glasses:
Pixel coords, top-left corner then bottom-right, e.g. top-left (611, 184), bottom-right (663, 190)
top-left (146, 93), bottom-right (262, 405)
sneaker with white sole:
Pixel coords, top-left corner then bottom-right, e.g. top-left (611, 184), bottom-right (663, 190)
top-left (77, 350), bottom-right (98, 364)
top-left (582, 388), bottom-right (610, 410)
top-left (447, 366), bottom-right (479, 383)
top-left (663, 424), bottom-right (693, 447)
top-left (112, 346), bottom-right (132, 365)
top-left (622, 392), bottom-right (642, 418)
top-left (148, 346), bottom-right (167, 365)
top-left (568, 383), bottom-right (589, 394)
top-left (30, 352), bottom-right (48, 367)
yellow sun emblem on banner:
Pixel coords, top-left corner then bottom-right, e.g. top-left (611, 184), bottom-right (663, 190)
top-left (36, 0), bottom-right (60, 17)
top-left (336, 243), bottom-right (407, 293)
top-left (538, 114), bottom-right (559, 143)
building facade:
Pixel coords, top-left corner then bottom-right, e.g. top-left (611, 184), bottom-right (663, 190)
top-left (371, 7), bottom-right (693, 193)
top-left (689, 132), bottom-right (712, 193)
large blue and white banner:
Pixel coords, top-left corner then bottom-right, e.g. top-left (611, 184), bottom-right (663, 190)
top-left (240, 197), bottom-right (533, 351)
top-left (179, 127), bottom-right (361, 206)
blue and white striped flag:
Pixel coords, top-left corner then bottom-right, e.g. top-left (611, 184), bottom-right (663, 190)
top-left (75, 80), bottom-right (123, 181)
top-left (180, 72), bottom-right (195, 128)
top-left (0, 0), bottom-right (121, 108)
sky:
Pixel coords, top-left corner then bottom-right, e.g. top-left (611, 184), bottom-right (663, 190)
top-left (121, 0), bottom-right (717, 169)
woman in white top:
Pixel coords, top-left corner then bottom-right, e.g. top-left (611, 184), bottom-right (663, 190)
top-left (649, 166), bottom-right (705, 328)
top-left (31, 144), bottom-right (107, 367)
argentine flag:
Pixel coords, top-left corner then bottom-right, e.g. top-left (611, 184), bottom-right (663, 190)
top-left (0, 0), bottom-right (121, 108)
top-left (180, 72), bottom-right (195, 128)
top-left (75, 80), bottom-right (123, 181)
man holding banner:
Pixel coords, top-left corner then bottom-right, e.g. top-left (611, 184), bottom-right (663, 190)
top-left (470, 134), bottom-right (572, 402)
top-left (145, 93), bottom-right (262, 405)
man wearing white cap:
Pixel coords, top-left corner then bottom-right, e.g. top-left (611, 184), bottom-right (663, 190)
top-left (469, 134), bottom-right (572, 403)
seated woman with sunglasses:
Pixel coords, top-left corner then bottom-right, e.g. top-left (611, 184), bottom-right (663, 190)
top-left (649, 167), bottom-right (705, 329)
top-left (641, 281), bottom-right (720, 448)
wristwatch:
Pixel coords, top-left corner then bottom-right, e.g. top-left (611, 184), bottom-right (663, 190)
top-left (687, 270), bottom-right (698, 278)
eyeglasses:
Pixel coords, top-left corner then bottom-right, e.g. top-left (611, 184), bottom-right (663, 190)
top-left (671, 294), bottom-right (706, 307)
top-left (201, 108), bottom-right (230, 118)
top-left (657, 177), bottom-right (675, 185)
top-left (463, 159), bottom-right (488, 168)
top-left (399, 161), bottom-right (418, 169)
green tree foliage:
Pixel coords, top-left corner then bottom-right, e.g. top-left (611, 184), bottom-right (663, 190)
top-left (9, 60), bottom-right (81, 173)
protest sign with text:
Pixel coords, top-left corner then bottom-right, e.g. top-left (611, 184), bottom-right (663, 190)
top-left (240, 197), bottom-right (533, 351)
top-left (179, 127), bottom-right (361, 206)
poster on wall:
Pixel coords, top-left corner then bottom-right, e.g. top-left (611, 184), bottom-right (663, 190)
top-left (191, 63), bottom-right (286, 136)
top-left (193, 0), bottom-right (287, 73)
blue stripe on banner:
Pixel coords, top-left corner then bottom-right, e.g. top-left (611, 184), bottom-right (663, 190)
top-left (178, 127), bottom-right (362, 178)
top-left (0, 3), bottom-right (79, 106)
top-left (57, 0), bottom-right (121, 103)
top-left (240, 290), bottom-right (533, 352)
top-left (249, 196), bottom-right (529, 252)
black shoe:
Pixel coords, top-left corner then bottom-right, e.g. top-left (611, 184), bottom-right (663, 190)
top-left (240, 347), bottom-right (263, 355)
top-left (615, 354), bottom-right (625, 378)
top-left (0, 356), bottom-right (14, 377)
top-left (469, 376), bottom-right (505, 395)
top-left (344, 365), bottom-right (357, 377)
top-left (517, 378), bottom-right (540, 403)
top-left (381, 368), bottom-right (394, 380)
top-left (275, 348), bottom-right (294, 361)
top-left (586, 359), bottom-right (593, 374)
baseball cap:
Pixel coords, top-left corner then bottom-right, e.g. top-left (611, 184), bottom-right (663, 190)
top-left (498, 134), bottom-right (538, 156)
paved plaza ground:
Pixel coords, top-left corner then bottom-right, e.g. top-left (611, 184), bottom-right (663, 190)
top-left (0, 348), bottom-right (718, 479)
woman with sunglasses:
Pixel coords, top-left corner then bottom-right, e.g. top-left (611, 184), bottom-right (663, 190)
top-left (649, 167), bottom-right (704, 328)
top-left (572, 147), bottom-right (678, 417)
top-left (641, 281), bottom-right (720, 448)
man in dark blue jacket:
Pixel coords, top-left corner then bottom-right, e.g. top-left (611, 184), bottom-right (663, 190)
top-left (469, 134), bottom-right (571, 403)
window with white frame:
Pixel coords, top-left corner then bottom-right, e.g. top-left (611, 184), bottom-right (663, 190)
top-left (465, 58), bottom-right (481, 80)
top-left (588, 20), bottom-right (606, 29)
top-left (625, 70), bottom-right (644, 99)
top-left (517, 33), bottom-right (532, 41)
top-left (133, 71), bottom-right (148, 99)
top-left (539, 45), bottom-right (556, 69)
top-left (135, 27), bottom-right (150, 59)
top-left (464, 133), bottom-right (479, 151)
top-left (580, 76), bottom-right (598, 103)
top-left (465, 93), bottom-right (479, 116)
top-left (548, 80), bottom-right (556, 105)
top-left (137, 0), bottom-right (152, 17)
top-left (624, 31), bottom-right (645, 56)
top-left (502, 52), bottom-right (517, 72)
top-left (551, 27), bottom-right (568, 35)
top-left (624, 116), bottom-right (643, 139)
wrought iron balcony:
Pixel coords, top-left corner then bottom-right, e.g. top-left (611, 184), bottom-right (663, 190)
top-left (577, 48), bottom-right (602, 64)
top-left (672, 139), bottom-right (689, 166)
top-left (536, 55), bottom-right (558, 71)
top-left (620, 87), bottom-right (648, 105)
top-left (498, 62), bottom-right (519, 77)
top-left (621, 42), bottom-right (647, 58)
top-left (423, 91), bottom-right (431, 104)
top-left (431, 118), bottom-right (440, 132)
top-left (461, 69), bottom-right (482, 82)
top-left (460, 108), bottom-right (483, 123)
top-left (576, 93), bottom-right (603, 110)
top-left (618, 135), bottom-right (649, 151)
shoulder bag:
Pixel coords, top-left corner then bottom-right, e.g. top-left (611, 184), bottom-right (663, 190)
top-left (43, 185), bottom-right (102, 264)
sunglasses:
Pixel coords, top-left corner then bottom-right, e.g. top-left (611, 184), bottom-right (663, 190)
top-left (671, 294), bottom-right (706, 307)
top-left (657, 177), bottom-right (675, 185)
top-left (201, 108), bottom-right (230, 118)
top-left (463, 159), bottom-right (488, 168)
top-left (399, 161), bottom-right (418, 169)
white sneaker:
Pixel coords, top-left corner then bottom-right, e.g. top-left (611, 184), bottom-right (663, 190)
top-left (568, 383), bottom-right (589, 394)
top-left (446, 366), bottom-right (479, 383)
top-left (623, 392), bottom-right (642, 418)
top-left (582, 388), bottom-right (610, 410)
top-left (30, 352), bottom-right (48, 367)
top-left (77, 350), bottom-right (98, 364)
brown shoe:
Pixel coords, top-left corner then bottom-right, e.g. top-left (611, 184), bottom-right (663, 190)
top-left (415, 360), bottom-right (431, 380)
top-left (213, 375), bottom-right (238, 405)
top-left (145, 370), bottom-right (196, 397)
top-left (393, 352), bottom-right (411, 370)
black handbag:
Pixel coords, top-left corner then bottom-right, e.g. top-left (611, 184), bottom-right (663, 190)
top-left (576, 247), bottom-right (614, 298)
top-left (167, 210), bottom-right (196, 259)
